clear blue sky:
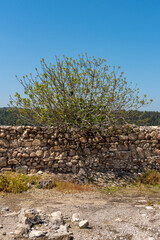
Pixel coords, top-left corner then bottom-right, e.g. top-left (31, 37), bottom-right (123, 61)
top-left (0, 0), bottom-right (160, 111)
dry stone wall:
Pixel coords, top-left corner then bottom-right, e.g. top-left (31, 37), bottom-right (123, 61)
top-left (0, 125), bottom-right (160, 180)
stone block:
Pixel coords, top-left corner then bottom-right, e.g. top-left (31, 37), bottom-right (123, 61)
top-left (52, 146), bottom-right (62, 151)
top-left (36, 150), bottom-right (43, 157)
top-left (0, 139), bottom-right (9, 147)
top-left (128, 134), bottom-right (137, 141)
top-left (22, 141), bottom-right (32, 147)
top-left (116, 151), bottom-right (131, 160)
top-left (0, 133), bottom-right (5, 138)
top-left (8, 159), bottom-right (19, 165)
top-left (0, 148), bottom-right (7, 153)
top-left (119, 135), bottom-right (128, 141)
top-left (1, 168), bottom-right (12, 172)
top-left (69, 149), bottom-right (76, 156)
top-left (0, 157), bottom-right (7, 167)
top-left (83, 148), bottom-right (90, 155)
top-left (80, 137), bottom-right (87, 143)
top-left (30, 152), bottom-right (36, 157)
top-left (22, 153), bottom-right (29, 158)
top-left (136, 147), bottom-right (145, 159)
top-left (32, 139), bottom-right (41, 146)
top-left (16, 166), bottom-right (28, 174)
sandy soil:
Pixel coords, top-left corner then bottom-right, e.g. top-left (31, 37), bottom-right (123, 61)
top-left (0, 187), bottom-right (160, 240)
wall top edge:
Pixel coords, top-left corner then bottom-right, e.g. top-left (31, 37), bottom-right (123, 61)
top-left (0, 125), bottom-right (160, 130)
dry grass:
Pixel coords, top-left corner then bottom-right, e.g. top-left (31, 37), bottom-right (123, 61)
top-left (0, 171), bottom-right (91, 194)
top-left (2, 169), bottom-right (160, 195)
top-left (102, 170), bottom-right (160, 195)
top-left (52, 178), bottom-right (91, 193)
top-left (137, 169), bottom-right (160, 185)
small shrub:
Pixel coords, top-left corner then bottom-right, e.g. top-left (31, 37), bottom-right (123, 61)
top-left (137, 169), bottom-right (160, 185)
top-left (0, 172), bottom-right (40, 193)
top-left (147, 200), bottom-right (153, 206)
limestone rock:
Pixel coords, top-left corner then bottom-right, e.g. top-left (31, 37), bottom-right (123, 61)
top-left (32, 139), bottom-right (41, 146)
top-left (57, 224), bottom-right (68, 234)
top-left (17, 126), bottom-right (23, 133)
top-left (16, 165), bottom-right (28, 174)
top-left (79, 220), bottom-right (89, 228)
top-left (8, 159), bottom-right (19, 165)
top-left (18, 208), bottom-right (42, 227)
top-left (1, 207), bottom-right (9, 212)
top-left (49, 211), bottom-right (64, 230)
top-left (0, 133), bottom-right (5, 138)
top-left (29, 230), bottom-right (47, 239)
top-left (119, 135), bottom-right (128, 141)
top-left (14, 223), bottom-right (30, 236)
top-left (48, 232), bottom-right (71, 240)
top-left (22, 130), bottom-right (29, 138)
top-left (0, 148), bottom-right (7, 153)
top-left (36, 150), bottom-right (43, 157)
top-left (0, 139), bottom-right (9, 147)
top-left (137, 147), bottom-right (144, 159)
top-left (37, 170), bottom-right (43, 175)
top-left (37, 179), bottom-right (53, 189)
top-left (0, 157), bottom-right (7, 167)
top-left (30, 152), bottom-right (36, 157)
top-left (72, 213), bottom-right (81, 222)
top-left (80, 137), bottom-right (87, 143)
top-left (128, 134), bottom-right (137, 141)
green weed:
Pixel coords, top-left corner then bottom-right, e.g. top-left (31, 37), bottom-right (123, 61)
top-left (147, 200), bottom-right (153, 206)
top-left (0, 172), bottom-right (40, 193)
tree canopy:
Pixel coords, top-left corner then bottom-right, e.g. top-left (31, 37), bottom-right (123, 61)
top-left (10, 54), bottom-right (153, 131)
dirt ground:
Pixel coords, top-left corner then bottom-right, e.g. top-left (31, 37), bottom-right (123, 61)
top-left (0, 187), bottom-right (160, 240)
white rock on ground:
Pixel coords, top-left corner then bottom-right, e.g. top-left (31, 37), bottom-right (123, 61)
top-left (49, 211), bottom-right (63, 230)
top-left (18, 208), bottom-right (42, 226)
top-left (29, 230), bottom-right (47, 239)
top-left (79, 220), bottom-right (89, 228)
top-left (14, 208), bottom-right (73, 239)
top-left (57, 225), bottom-right (68, 234)
top-left (71, 213), bottom-right (81, 222)
top-left (14, 223), bottom-right (30, 236)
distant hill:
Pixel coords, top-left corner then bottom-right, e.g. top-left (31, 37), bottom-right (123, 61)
top-left (0, 108), bottom-right (18, 125)
top-left (0, 107), bottom-right (160, 126)
top-left (130, 111), bottom-right (160, 126)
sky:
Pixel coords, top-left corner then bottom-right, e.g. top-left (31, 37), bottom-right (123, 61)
top-left (0, 0), bottom-right (160, 111)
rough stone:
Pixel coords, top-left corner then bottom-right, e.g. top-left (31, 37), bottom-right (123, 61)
top-left (8, 159), bottom-right (19, 165)
top-left (37, 179), bottom-right (53, 189)
top-left (14, 223), bottom-right (30, 236)
top-left (80, 137), bottom-right (87, 143)
top-left (0, 139), bottom-right (9, 147)
top-left (79, 220), bottom-right (89, 228)
top-left (0, 148), bottom-right (7, 153)
top-left (0, 157), bottom-right (7, 167)
top-left (36, 150), bottom-right (43, 157)
top-left (16, 166), bottom-right (28, 174)
top-left (18, 208), bottom-right (42, 226)
top-left (32, 139), bottom-right (41, 146)
top-left (49, 211), bottom-right (63, 230)
top-left (2, 207), bottom-right (9, 212)
top-left (72, 213), bottom-right (81, 222)
top-left (29, 230), bottom-right (47, 239)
